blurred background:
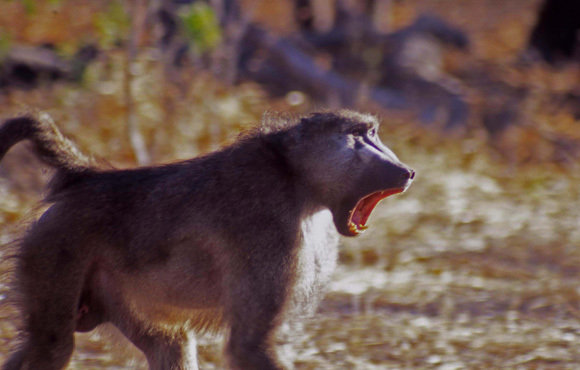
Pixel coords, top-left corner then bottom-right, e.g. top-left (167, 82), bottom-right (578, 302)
top-left (0, 0), bottom-right (579, 368)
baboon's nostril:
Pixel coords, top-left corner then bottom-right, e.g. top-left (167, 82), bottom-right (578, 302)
top-left (402, 169), bottom-right (415, 181)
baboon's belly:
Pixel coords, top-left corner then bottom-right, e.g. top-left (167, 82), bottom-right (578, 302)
top-left (89, 249), bottom-right (225, 330)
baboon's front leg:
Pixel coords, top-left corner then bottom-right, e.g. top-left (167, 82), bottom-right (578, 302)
top-left (224, 250), bottom-right (294, 370)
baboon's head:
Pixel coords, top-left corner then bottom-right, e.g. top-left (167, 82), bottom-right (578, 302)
top-left (271, 110), bottom-right (415, 237)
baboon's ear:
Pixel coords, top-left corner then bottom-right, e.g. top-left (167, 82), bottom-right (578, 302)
top-left (293, 116), bottom-right (317, 139)
top-left (259, 129), bottom-right (297, 175)
top-left (261, 129), bottom-right (293, 154)
top-left (298, 117), bottom-right (310, 131)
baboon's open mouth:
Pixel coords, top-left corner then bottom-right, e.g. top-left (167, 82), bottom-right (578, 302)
top-left (347, 188), bottom-right (404, 236)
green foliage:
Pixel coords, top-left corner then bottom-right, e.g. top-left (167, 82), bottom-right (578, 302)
top-left (22, 0), bottom-right (36, 14)
top-left (5, 0), bottom-right (63, 14)
top-left (5, 0), bottom-right (32, 14)
top-left (178, 3), bottom-right (222, 54)
top-left (0, 30), bottom-right (12, 59)
top-left (95, 0), bottom-right (130, 48)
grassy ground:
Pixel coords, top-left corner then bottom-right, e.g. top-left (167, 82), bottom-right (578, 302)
top-left (1, 0), bottom-right (580, 368)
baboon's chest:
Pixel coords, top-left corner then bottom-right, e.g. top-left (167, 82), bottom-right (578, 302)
top-left (290, 209), bottom-right (339, 312)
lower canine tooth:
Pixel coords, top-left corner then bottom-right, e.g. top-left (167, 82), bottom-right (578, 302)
top-left (348, 222), bottom-right (359, 234)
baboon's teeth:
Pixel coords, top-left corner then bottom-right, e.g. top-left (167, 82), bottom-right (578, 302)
top-left (348, 222), bottom-right (360, 235)
top-left (348, 221), bottom-right (367, 235)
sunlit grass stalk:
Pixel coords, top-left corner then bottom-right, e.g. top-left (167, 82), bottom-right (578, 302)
top-left (124, 0), bottom-right (150, 165)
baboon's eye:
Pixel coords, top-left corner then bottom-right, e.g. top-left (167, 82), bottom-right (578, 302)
top-left (350, 127), bottom-right (367, 137)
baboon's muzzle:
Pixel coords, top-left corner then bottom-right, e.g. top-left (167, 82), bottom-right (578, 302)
top-left (335, 161), bottom-right (415, 237)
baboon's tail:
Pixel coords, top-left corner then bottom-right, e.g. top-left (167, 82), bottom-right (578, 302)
top-left (0, 113), bottom-right (94, 172)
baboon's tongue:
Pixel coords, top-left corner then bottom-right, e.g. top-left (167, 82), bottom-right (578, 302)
top-left (350, 188), bottom-right (403, 233)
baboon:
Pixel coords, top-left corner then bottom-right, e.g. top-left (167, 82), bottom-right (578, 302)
top-left (0, 110), bottom-right (414, 370)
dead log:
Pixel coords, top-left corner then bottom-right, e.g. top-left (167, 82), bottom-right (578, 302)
top-left (238, 14), bottom-right (469, 128)
top-left (528, 0), bottom-right (580, 64)
top-left (238, 24), bottom-right (408, 110)
top-left (0, 45), bottom-right (97, 90)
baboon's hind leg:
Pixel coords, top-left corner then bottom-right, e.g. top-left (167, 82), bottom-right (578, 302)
top-left (4, 232), bottom-right (87, 369)
top-left (113, 316), bottom-right (199, 370)
top-left (103, 291), bottom-right (199, 370)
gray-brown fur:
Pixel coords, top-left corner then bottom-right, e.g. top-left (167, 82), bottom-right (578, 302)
top-left (0, 110), bottom-right (414, 370)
